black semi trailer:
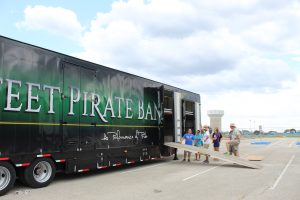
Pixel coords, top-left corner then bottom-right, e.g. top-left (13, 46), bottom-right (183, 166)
top-left (0, 36), bottom-right (201, 195)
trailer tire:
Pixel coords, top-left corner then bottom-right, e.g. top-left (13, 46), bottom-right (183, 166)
top-left (22, 158), bottom-right (56, 188)
top-left (0, 161), bottom-right (16, 196)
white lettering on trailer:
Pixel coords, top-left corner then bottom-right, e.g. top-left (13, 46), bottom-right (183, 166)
top-left (68, 87), bottom-right (80, 115)
top-left (154, 103), bottom-right (161, 121)
top-left (82, 91), bottom-right (88, 116)
top-left (101, 133), bottom-right (108, 141)
top-left (0, 79), bottom-right (159, 123)
top-left (90, 93), bottom-right (108, 122)
top-left (90, 93), bottom-right (100, 117)
top-left (103, 97), bottom-right (116, 118)
top-left (101, 130), bottom-right (148, 141)
top-left (114, 96), bottom-right (124, 118)
top-left (107, 130), bottom-right (134, 141)
top-left (135, 130), bottom-right (148, 139)
top-left (125, 98), bottom-right (133, 119)
top-left (145, 102), bottom-right (153, 120)
top-left (138, 99), bottom-right (144, 119)
top-left (25, 82), bottom-right (41, 113)
top-left (4, 79), bottom-right (22, 112)
top-left (43, 85), bottom-right (60, 114)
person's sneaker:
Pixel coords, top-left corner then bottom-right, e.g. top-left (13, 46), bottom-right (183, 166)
top-left (188, 159), bottom-right (191, 162)
top-left (223, 152), bottom-right (229, 156)
top-left (182, 159), bottom-right (186, 162)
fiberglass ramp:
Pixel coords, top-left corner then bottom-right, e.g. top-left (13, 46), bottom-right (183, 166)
top-left (164, 142), bottom-right (262, 169)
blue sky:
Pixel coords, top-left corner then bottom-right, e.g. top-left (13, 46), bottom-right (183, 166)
top-left (1, 0), bottom-right (115, 53)
top-left (1, 0), bottom-right (300, 131)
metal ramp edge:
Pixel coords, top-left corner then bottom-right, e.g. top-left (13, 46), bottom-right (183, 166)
top-left (164, 142), bottom-right (262, 169)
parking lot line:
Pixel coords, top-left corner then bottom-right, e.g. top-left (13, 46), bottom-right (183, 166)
top-left (288, 141), bottom-right (294, 148)
top-left (182, 164), bottom-right (225, 181)
top-left (270, 154), bottom-right (295, 190)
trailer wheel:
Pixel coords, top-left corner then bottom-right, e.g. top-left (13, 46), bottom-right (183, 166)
top-left (0, 162), bottom-right (16, 196)
top-left (22, 158), bottom-right (56, 188)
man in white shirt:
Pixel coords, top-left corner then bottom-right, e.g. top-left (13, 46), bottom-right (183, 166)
top-left (202, 125), bottom-right (211, 164)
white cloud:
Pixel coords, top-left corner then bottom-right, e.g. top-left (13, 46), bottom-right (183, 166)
top-left (77, 0), bottom-right (297, 92)
top-left (16, 5), bottom-right (84, 40)
top-left (76, 0), bottom-right (300, 131)
top-left (16, 0), bottom-right (300, 130)
top-left (202, 75), bottom-right (300, 131)
top-left (292, 57), bottom-right (300, 62)
top-left (78, 1), bottom-right (250, 78)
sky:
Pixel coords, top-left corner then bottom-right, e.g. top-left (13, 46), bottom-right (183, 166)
top-left (1, 0), bottom-right (300, 132)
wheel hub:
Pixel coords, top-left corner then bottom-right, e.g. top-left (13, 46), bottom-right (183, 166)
top-left (32, 161), bottom-right (52, 183)
top-left (0, 166), bottom-right (11, 191)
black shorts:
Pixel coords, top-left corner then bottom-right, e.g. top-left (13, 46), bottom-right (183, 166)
top-left (213, 141), bottom-right (220, 147)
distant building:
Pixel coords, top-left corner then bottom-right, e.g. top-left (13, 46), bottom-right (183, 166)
top-left (259, 125), bottom-right (263, 133)
top-left (207, 110), bottom-right (224, 131)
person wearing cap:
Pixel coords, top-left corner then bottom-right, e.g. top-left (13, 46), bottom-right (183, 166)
top-left (227, 123), bottom-right (241, 156)
top-left (202, 125), bottom-right (211, 164)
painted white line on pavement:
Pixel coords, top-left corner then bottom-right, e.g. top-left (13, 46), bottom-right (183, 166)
top-left (270, 154), bottom-right (295, 190)
top-left (183, 166), bottom-right (219, 181)
top-left (183, 164), bottom-right (225, 181)
top-left (120, 163), bottom-right (168, 174)
top-left (288, 141), bottom-right (294, 148)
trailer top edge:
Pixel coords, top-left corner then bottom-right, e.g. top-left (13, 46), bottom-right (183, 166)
top-left (0, 35), bottom-right (200, 102)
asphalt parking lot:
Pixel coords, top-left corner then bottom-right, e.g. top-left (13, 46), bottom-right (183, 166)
top-left (2, 137), bottom-right (300, 200)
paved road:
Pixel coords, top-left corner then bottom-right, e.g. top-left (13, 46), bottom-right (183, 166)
top-left (3, 137), bottom-right (300, 200)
